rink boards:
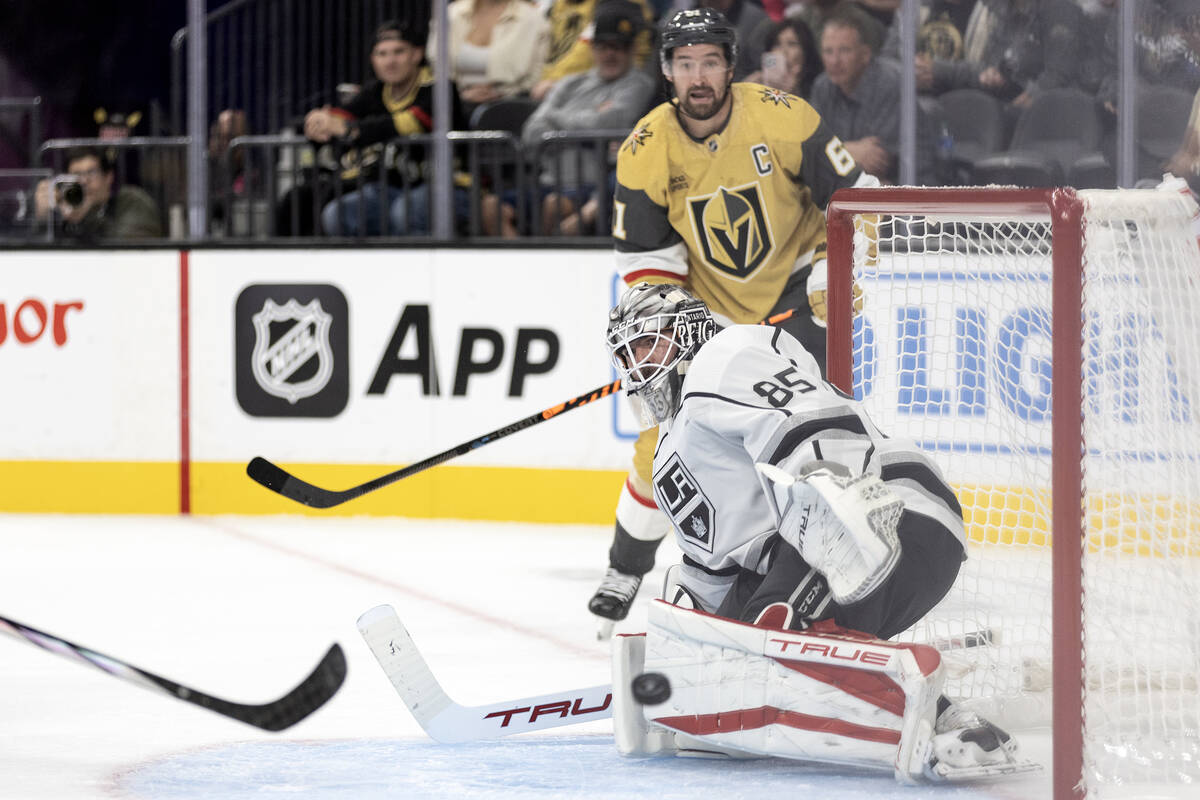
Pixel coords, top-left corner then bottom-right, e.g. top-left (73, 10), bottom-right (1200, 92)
top-left (3, 246), bottom-right (1191, 537)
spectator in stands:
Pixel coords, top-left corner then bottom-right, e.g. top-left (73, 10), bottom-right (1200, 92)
top-left (532, 0), bottom-right (656, 102)
top-left (208, 108), bottom-right (249, 235)
top-left (34, 146), bottom-right (162, 241)
top-left (919, 0), bottom-right (1082, 115)
top-left (877, 0), bottom-right (979, 95)
top-left (312, 20), bottom-right (469, 237)
top-left (855, 0), bottom-right (899, 27)
top-left (743, 17), bottom-right (821, 97)
top-left (1080, 0), bottom-right (1200, 119)
top-left (809, 10), bottom-right (936, 183)
top-left (697, 0), bottom-right (770, 80)
top-left (1165, 87), bottom-right (1200, 194)
top-left (429, 0), bottom-right (550, 118)
top-left (787, 0), bottom-right (886, 54)
top-left (482, 0), bottom-right (655, 237)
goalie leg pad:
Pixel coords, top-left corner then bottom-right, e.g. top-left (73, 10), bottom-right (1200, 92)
top-left (611, 632), bottom-right (759, 759)
top-left (637, 600), bottom-right (944, 782)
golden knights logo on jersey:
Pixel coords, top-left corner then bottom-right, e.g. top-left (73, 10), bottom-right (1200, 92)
top-left (654, 454), bottom-right (715, 553)
top-left (687, 182), bottom-right (774, 279)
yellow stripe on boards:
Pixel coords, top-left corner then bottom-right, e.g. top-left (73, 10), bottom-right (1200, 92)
top-left (191, 462), bottom-right (628, 523)
top-left (3, 462), bottom-right (1196, 553)
top-left (0, 461), bottom-right (179, 514)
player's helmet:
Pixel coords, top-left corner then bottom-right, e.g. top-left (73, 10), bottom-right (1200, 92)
top-left (606, 282), bottom-right (716, 429)
top-left (659, 7), bottom-right (738, 74)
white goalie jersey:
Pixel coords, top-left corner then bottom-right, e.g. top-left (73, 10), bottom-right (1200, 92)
top-left (651, 324), bottom-right (967, 611)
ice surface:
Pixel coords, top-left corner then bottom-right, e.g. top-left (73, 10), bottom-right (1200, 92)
top-left (0, 513), bottom-right (1131, 799)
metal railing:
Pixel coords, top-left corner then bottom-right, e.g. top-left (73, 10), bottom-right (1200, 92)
top-left (221, 130), bottom-right (533, 239)
top-left (0, 168), bottom-right (54, 241)
top-left (531, 129), bottom-right (629, 238)
top-left (39, 137), bottom-right (191, 240)
top-left (171, 0), bottom-right (431, 137)
top-left (0, 97), bottom-right (43, 168)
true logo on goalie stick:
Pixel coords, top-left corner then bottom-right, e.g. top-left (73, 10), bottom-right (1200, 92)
top-left (483, 694), bottom-right (612, 728)
top-left (655, 455), bottom-right (716, 553)
top-left (235, 284), bottom-right (349, 417)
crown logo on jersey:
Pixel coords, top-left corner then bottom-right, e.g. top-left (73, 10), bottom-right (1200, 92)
top-left (624, 124), bottom-right (653, 155)
top-left (686, 182), bottom-right (774, 279)
top-left (758, 87), bottom-right (793, 108)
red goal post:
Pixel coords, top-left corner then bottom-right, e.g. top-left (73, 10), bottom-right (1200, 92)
top-left (825, 187), bottom-right (1200, 800)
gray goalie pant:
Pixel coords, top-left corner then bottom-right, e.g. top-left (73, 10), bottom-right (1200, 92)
top-left (714, 510), bottom-right (964, 640)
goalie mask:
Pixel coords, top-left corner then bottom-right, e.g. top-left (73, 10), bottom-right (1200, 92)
top-left (607, 283), bottom-right (716, 429)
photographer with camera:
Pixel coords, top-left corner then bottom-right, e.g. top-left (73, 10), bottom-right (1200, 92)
top-left (34, 146), bottom-right (163, 241)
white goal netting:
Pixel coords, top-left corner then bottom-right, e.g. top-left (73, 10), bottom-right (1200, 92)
top-left (834, 187), bottom-right (1200, 794)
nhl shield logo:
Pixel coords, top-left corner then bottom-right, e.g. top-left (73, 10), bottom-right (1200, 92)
top-left (235, 283), bottom-right (348, 418)
top-left (250, 299), bottom-right (335, 403)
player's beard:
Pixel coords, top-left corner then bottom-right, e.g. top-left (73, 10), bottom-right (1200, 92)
top-left (677, 80), bottom-right (729, 122)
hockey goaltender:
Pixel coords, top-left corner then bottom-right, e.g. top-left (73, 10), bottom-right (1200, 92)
top-left (604, 282), bottom-right (1040, 782)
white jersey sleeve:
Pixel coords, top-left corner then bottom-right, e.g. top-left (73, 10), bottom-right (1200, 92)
top-left (652, 325), bottom-right (965, 579)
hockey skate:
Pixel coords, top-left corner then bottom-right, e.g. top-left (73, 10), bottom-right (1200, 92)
top-left (589, 568), bottom-right (643, 639)
top-left (924, 703), bottom-right (1041, 781)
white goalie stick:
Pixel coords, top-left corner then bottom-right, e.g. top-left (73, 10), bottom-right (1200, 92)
top-left (0, 613), bottom-right (346, 732)
top-left (356, 605), bottom-right (613, 742)
top-left (358, 604), bottom-right (1005, 746)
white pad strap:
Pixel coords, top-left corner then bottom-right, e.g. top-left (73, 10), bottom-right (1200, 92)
top-left (639, 600), bottom-right (944, 782)
top-left (758, 461), bottom-right (904, 604)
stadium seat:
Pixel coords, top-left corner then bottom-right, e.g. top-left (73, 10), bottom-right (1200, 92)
top-left (469, 97), bottom-right (540, 134)
top-left (973, 88), bottom-right (1103, 187)
top-left (971, 152), bottom-right (1061, 188)
top-left (1136, 83), bottom-right (1195, 181)
top-left (1068, 153), bottom-right (1115, 190)
top-left (939, 88), bottom-right (1007, 170)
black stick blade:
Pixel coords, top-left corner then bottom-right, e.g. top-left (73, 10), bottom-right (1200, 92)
top-left (246, 457), bottom-right (346, 509)
top-left (0, 615), bottom-right (347, 732)
top-left (167, 643), bottom-right (348, 732)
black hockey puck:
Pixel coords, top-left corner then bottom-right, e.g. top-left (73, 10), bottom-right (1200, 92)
top-left (631, 672), bottom-right (671, 705)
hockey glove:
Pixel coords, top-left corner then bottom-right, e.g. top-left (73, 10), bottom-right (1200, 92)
top-left (757, 461), bottom-right (904, 605)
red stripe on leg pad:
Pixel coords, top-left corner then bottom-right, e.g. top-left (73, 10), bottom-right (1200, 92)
top-left (776, 660), bottom-right (907, 718)
top-left (653, 706), bottom-right (901, 745)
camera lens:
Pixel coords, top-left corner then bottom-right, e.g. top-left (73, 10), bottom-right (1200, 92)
top-left (63, 182), bottom-right (84, 207)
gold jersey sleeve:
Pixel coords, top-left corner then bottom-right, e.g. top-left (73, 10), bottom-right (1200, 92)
top-left (613, 83), bottom-right (863, 324)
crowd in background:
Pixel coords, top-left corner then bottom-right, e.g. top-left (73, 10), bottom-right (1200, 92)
top-left (1, 0), bottom-right (1199, 242)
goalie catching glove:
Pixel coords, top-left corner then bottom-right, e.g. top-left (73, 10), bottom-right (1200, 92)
top-left (756, 461), bottom-right (904, 605)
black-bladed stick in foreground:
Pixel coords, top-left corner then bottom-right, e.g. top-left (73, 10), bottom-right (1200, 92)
top-left (0, 614), bottom-right (346, 731)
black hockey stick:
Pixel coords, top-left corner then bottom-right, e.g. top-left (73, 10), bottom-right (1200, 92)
top-left (0, 614), bottom-right (346, 732)
top-left (247, 308), bottom-right (804, 509)
top-left (247, 379), bottom-right (622, 509)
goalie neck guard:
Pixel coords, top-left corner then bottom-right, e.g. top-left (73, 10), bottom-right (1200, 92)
top-left (607, 282), bottom-right (716, 429)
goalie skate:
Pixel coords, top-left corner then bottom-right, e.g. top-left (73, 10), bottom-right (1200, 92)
top-left (590, 568), bottom-right (643, 640)
top-left (923, 704), bottom-right (1042, 782)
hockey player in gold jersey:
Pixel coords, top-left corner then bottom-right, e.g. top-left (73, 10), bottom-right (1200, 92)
top-left (589, 6), bottom-right (881, 634)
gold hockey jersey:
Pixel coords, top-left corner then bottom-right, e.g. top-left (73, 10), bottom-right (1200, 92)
top-left (613, 83), bottom-right (863, 324)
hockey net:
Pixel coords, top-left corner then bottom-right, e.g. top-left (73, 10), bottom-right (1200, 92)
top-left (826, 187), bottom-right (1200, 798)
